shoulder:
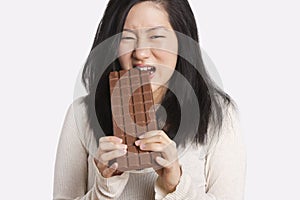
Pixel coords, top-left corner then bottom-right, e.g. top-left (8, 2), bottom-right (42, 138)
top-left (205, 93), bottom-right (244, 155)
top-left (70, 95), bottom-right (89, 121)
top-left (61, 96), bottom-right (88, 131)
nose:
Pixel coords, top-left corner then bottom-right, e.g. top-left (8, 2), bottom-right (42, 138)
top-left (132, 39), bottom-right (151, 60)
top-left (133, 48), bottom-right (150, 60)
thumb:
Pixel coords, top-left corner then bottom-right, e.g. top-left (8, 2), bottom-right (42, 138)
top-left (102, 162), bottom-right (118, 178)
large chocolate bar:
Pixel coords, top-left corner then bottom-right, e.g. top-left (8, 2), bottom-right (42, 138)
top-left (109, 68), bottom-right (162, 171)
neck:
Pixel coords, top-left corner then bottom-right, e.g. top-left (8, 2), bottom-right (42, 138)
top-left (153, 85), bottom-right (168, 105)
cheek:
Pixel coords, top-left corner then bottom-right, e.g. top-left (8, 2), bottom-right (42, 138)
top-left (151, 51), bottom-right (177, 87)
top-left (168, 54), bottom-right (178, 69)
top-left (119, 40), bottom-right (135, 54)
top-left (154, 50), bottom-right (177, 69)
top-left (118, 54), bottom-right (132, 70)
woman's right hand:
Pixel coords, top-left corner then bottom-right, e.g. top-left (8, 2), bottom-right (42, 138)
top-left (94, 136), bottom-right (127, 178)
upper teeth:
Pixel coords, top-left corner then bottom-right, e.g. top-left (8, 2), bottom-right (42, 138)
top-left (137, 66), bottom-right (155, 72)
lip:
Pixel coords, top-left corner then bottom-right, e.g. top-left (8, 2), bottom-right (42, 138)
top-left (134, 64), bottom-right (150, 68)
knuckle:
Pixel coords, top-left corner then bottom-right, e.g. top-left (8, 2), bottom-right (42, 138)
top-left (157, 135), bottom-right (163, 141)
top-left (99, 143), bottom-right (105, 150)
top-left (158, 145), bottom-right (164, 152)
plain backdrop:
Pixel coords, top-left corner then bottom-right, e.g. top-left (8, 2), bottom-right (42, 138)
top-left (1, 0), bottom-right (299, 199)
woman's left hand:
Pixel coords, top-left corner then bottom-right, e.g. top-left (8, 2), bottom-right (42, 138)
top-left (135, 130), bottom-right (182, 193)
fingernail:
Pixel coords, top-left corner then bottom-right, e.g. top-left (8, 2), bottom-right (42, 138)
top-left (111, 162), bottom-right (118, 170)
top-left (119, 149), bottom-right (127, 154)
top-left (135, 140), bottom-right (141, 146)
top-left (140, 144), bottom-right (146, 149)
top-left (116, 138), bottom-right (123, 143)
top-left (156, 157), bottom-right (163, 162)
top-left (138, 135), bottom-right (144, 139)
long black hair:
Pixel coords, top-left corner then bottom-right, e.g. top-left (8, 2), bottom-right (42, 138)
top-left (81, 0), bottom-right (236, 148)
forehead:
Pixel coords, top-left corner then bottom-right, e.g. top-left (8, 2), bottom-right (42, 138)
top-left (123, 1), bottom-right (173, 31)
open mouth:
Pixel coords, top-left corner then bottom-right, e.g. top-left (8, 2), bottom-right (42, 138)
top-left (134, 65), bottom-right (156, 75)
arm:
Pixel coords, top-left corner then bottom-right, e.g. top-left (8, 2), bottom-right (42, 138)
top-left (53, 101), bottom-right (129, 200)
top-left (154, 103), bottom-right (247, 200)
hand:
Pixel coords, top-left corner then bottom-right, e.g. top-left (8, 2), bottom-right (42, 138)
top-left (94, 136), bottom-right (127, 178)
top-left (135, 130), bottom-right (182, 193)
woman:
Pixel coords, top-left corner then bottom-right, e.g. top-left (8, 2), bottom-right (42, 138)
top-left (53, 0), bottom-right (246, 199)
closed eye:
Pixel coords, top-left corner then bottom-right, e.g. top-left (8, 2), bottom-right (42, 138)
top-left (121, 37), bottom-right (136, 40)
top-left (150, 35), bottom-right (166, 39)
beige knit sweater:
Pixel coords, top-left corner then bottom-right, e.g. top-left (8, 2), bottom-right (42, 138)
top-left (53, 97), bottom-right (246, 200)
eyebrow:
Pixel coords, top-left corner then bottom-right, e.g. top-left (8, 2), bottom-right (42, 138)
top-left (123, 26), bottom-right (168, 33)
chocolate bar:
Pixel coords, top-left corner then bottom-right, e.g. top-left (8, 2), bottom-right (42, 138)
top-left (109, 68), bottom-right (162, 171)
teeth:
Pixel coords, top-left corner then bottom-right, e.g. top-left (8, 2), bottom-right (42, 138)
top-left (136, 66), bottom-right (156, 74)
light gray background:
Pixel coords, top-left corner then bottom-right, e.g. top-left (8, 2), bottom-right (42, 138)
top-left (1, 0), bottom-right (299, 199)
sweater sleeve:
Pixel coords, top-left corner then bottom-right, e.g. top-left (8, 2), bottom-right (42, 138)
top-left (53, 100), bottom-right (129, 200)
top-left (154, 103), bottom-right (247, 200)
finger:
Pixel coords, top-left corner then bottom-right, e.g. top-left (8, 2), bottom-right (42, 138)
top-left (135, 135), bottom-right (168, 147)
top-left (95, 148), bottom-right (108, 166)
top-left (102, 162), bottom-right (118, 178)
top-left (94, 157), bottom-right (109, 173)
top-left (99, 136), bottom-right (123, 143)
top-left (99, 142), bottom-right (127, 151)
top-left (139, 142), bottom-right (164, 152)
top-left (138, 130), bottom-right (167, 139)
top-left (101, 149), bottom-right (127, 162)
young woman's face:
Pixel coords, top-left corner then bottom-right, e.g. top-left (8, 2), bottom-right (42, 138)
top-left (118, 1), bottom-right (178, 92)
